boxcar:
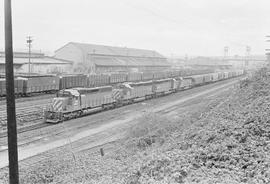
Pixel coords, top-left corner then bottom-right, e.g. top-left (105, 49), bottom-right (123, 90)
top-left (88, 74), bottom-right (110, 87)
top-left (177, 77), bottom-right (193, 90)
top-left (60, 74), bottom-right (87, 89)
top-left (211, 73), bottom-right (219, 81)
top-left (109, 73), bottom-right (127, 84)
top-left (228, 71), bottom-right (233, 78)
top-left (21, 76), bottom-right (60, 94)
top-left (0, 78), bottom-right (24, 96)
top-left (153, 79), bottom-right (173, 93)
top-left (203, 74), bottom-right (212, 83)
top-left (191, 75), bottom-right (204, 86)
top-left (127, 73), bottom-right (142, 82)
top-left (217, 72), bottom-right (223, 80)
top-left (14, 78), bottom-right (24, 95)
top-left (223, 72), bottom-right (229, 79)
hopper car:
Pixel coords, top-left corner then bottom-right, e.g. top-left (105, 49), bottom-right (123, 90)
top-left (0, 69), bottom-right (243, 97)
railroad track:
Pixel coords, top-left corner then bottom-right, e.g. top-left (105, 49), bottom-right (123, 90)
top-left (20, 135), bottom-right (120, 168)
top-left (0, 122), bottom-right (50, 139)
top-left (0, 76), bottom-right (243, 137)
top-left (0, 93), bottom-right (55, 102)
top-left (0, 97), bottom-right (51, 128)
top-left (0, 77), bottom-right (243, 169)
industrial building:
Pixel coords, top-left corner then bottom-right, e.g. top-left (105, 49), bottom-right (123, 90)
top-left (54, 42), bottom-right (171, 74)
top-left (187, 57), bottom-right (233, 70)
top-left (0, 51), bottom-right (72, 74)
top-left (169, 55), bottom-right (267, 71)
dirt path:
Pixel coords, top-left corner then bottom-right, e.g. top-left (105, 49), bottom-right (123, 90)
top-left (0, 78), bottom-right (241, 169)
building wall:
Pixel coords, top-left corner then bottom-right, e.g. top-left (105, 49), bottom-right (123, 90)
top-left (54, 43), bottom-right (169, 74)
top-left (55, 43), bottom-right (83, 62)
top-left (54, 43), bottom-right (97, 73)
top-left (0, 64), bottom-right (22, 73)
top-left (95, 65), bottom-right (171, 74)
top-left (54, 43), bottom-right (84, 72)
top-left (18, 63), bottom-right (73, 74)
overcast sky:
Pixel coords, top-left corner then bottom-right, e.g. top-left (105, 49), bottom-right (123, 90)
top-left (0, 0), bottom-right (270, 56)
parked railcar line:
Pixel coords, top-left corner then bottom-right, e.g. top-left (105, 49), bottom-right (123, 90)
top-left (0, 69), bottom-right (214, 100)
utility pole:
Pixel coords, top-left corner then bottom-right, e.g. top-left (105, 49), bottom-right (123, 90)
top-left (245, 46), bottom-right (251, 67)
top-left (4, 0), bottom-right (19, 183)
top-left (26, 36), bottom-right (32, 75)
top-left (224, 46), bottom-right (229, 58)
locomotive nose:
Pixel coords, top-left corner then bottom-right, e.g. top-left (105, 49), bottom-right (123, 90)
top-left (52, 97), bottom-right (68, 111)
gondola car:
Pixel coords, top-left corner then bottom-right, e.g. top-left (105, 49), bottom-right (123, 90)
top-left (190, 75), bottom-right (204, 86)
top-left (0, 79), bottom-right (6, 96)
top-left (217, 72), bottom-right (223, 80)
top-left (203, 74), bottom-right (213, 83)
top-left (109, 73), bottom-right (127, 84)
top-left (142, 72), bottom-right (154, 81)
top-left (153, 72), bottom-right (167, 80)
top-left (88, 74), bottom-right (110, 87)
top-left (127, 73), bottom-right (142, 82)
top-left (59, 74), bottom-right (87, 89)
top-left (211, 73), bottom-right (219, 82)
top-left (20, 76), bottom-right (60, 94)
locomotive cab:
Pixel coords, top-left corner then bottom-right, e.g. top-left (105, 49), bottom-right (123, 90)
top-left (44, 89), bottom-right (81, 123)
top-left (55, 89), bottom-right (81, 111)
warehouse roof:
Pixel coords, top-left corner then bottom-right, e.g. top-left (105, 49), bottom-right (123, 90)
top-left (56, 42), bottom-right (166, 59)
top-left (187, 57), bottom-right (232, 66)
top-left (91, 55), bottom-right (170, 67)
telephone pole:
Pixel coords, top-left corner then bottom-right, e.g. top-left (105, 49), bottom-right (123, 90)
top-left (245, 46), bottom-right (251, 67)
top-left (26, 36), bottom-right (32, 75)
top-left (224, 46), bottom-right (229, 58)
top-left (4, 0), bottom-right (19, 183)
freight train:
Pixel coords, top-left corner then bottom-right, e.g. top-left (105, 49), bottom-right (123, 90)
top-left (44, 70), bottom-right (244, 123)
top-left (0, 69), bottom-right (213, 97)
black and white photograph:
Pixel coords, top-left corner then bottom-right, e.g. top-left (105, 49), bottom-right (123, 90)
top-left (0, 0), bottom-right (270, 183)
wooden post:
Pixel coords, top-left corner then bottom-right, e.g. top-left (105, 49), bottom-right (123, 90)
top-left (4, 0), bottom-right (19, 183)
top-left (100, 148), bottom-right (104, 156)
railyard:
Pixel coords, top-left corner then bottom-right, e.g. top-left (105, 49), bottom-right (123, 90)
top-left (1, 0), bottom-right (269, 183)
top-left (0, 76), bottom-right (242, 169)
